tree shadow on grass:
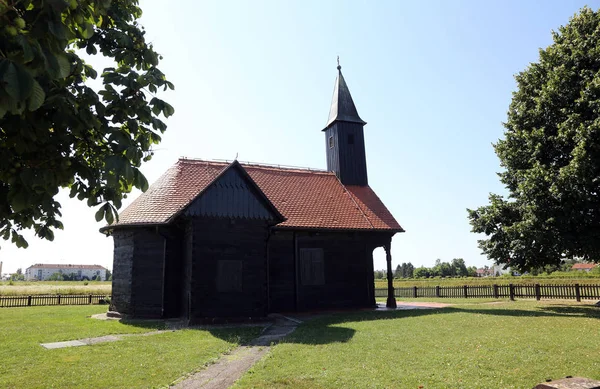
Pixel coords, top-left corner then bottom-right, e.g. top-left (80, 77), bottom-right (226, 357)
top-left (259, 303), bottom-right (600, 346)
top-left (110, 303), bottom-right (600, 346)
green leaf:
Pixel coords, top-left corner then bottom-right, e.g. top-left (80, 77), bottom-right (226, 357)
top-left (95, 206), bottom-right (105, 222)
top-left (123, 162), bottom-right (134, 182)
top-left (56, 55), bottom-right (72, 78)
top-left (28, 80), bottom-right (45, 111)
top-left (134, 171), bottom-right (149, 192)
top-left (163, 102), bottom-right (175, 117)
top-left (48, 20), bottom-right (67, 40)
top-left (16, 36), bottom-right (35, 63)
top-left (1, 61), bottom-right (34, 101)
top-left (81, 23), bottom-right (95, 39)
top-left (10, 189), bottom-right (30, 213)
top-left (105, 206), bottom-right (114, 225)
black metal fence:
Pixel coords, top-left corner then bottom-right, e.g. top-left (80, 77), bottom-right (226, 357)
top-left (0, 294), bottom-right (109, 308)
top-left (375, 283), bottom-right (600, 302)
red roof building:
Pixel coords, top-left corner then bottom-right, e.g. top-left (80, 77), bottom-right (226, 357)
top-left (571, 263), bottom-right (598, 271)
top-left (111, 159), bottom-right (402, 232)
top-left (103, 64), bottom-right (403, 320)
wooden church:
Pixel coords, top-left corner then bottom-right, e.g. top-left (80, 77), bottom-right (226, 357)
top-left (101, 65), bottom-right (404, 320)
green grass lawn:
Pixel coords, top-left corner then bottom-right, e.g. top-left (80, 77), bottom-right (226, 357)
top-left (235, 300), bottom-right (600, 388)
top-left (0, 281), bottom-right (111, 296)
top-left (0, 306), bottom-right (261, 389)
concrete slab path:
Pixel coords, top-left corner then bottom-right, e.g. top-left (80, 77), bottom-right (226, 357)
top-left (40, 330), bottom-right (169, 349)
top-left (169, 315), bottom-right (298, 389)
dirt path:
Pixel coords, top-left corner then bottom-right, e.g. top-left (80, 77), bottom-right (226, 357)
top-left (169, 315), bottom-right (298, 389)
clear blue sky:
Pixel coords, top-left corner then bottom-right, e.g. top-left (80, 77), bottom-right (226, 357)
top-left (2, 0), bottom-right (600, 274)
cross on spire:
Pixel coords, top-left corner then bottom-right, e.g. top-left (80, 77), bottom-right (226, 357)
top-left (324, 60), bottom-right (366, 129)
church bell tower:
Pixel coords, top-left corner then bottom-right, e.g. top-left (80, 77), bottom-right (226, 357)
top-left (323, 62), bottom-right (368, 186)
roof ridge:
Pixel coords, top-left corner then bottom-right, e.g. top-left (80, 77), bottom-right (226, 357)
top-left (335, 177), bottom-right (375, 229)
top-left (177, 157), bottom-right (330, 174)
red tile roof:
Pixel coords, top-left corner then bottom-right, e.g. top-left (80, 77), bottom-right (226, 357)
top-left (571, 263), bottom-right (597, 270)
top-left (108, 159), bottom-right (403, 232)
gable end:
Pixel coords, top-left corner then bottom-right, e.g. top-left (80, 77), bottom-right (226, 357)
top-left (183, 162), bottom-right (284, 221)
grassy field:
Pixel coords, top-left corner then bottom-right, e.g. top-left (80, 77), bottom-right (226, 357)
top-left (235, 300), bottom-right (600, 388)
top-left (4, 277), bottom-right (598, 296)
top-left (375, 276), bottom-right (600, 288)
top-left (0, 306), bottom-right (261, 389)
top-left (0, 281), bottom-right (111, 296)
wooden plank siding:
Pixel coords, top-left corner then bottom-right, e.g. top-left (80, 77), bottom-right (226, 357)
top-left (293, 232), bottom-right (385, 311)
top-left (131, 228), bottom-right (166, 318)
top-left (111, 230), bottom-right (135, 314)
top-left (325, 121), bottom-right (368, 186)
top-left (162, 226), bottom-right (184, 318)
top-left (187, 217), bottom-right (270, 320)
top-left (267, 231), bottom-right (295, 312)
top-left (185, 166), bottom-right (276, 220)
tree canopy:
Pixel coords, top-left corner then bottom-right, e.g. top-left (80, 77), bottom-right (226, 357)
top-left (468, 7), bottom-right (600, 271)
top-left (0, 0), bottom-right (173, 248)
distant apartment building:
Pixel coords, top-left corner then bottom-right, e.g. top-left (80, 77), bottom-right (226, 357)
top-left (25, 264), bottom-right (108, 281)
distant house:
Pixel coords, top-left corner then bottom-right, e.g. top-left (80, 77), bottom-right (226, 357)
top-left (475, 268), bottom-right (493, 277)
top-left (571, 263), bottom-right (598, 272)
top-left (25, 264), bottom-right (107, 281)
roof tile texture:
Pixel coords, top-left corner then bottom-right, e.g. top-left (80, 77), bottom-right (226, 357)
top-left (114, 159), bottom-right (403, 232)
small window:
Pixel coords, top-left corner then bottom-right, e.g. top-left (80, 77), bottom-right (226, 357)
top-left (348, 134), bottom-right (355, 145)
top-left (328, 136), bottom-right (334, 149)
top-left (299, 248), bottom-right (325, 286)
top-left (217, 260), bottom-right (243, 292)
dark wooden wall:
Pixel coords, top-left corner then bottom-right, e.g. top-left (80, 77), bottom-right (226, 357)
top-left (111, 224), bottom-right (390, 318)
top-left (130, 228), bottom-right (165, 318)
top-left (325, 121), bottom-right (368, 186)
top-left (162, 226), bottom-right (183, 318)
top-left (111, 228), bottom-right (166, 318)
top-left (181, 221), bottom-right (193, 318)
top-left (268, 231), bottom-right (295, 312)
top-left (111, 230), bottom-right (135, 314)
top-left (186, 217), bottom-right (269, 319)
top-left (268, 230), bottom-right (389, 312)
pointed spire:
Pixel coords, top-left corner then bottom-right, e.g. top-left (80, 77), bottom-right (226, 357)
top-left (324, 59), bottom-right (366, 129)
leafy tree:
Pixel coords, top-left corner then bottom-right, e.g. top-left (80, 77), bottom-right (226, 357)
top-left (105, 268), bottom-right (112, 281)
top-left (393, 264), bottom-right (402, 278)
top-left (0, 0), bottom-right (174, 248)
top-left (468, 8), bottom-right (600, 271)
top-left (451, 258), bottom-right (468, 277)
top-left (48, 272), bottom-right (63, 281)
top-left (62, 272), bottom-right (76, 281)
top-left (413, 266), bottom-right (429, 279)
top-left (10, 267), bottom-right (24, 281)
top-left (405, 262), bottom-right (414, 278)
top-left (466, 266), bottom-right (478, 277)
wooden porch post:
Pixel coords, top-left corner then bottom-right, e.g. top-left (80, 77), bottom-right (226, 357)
top-left (384, 242), bottom-right (397, 308)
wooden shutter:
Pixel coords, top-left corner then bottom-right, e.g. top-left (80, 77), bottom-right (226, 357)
top-left (299, 248), bottom-right (325, 286)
